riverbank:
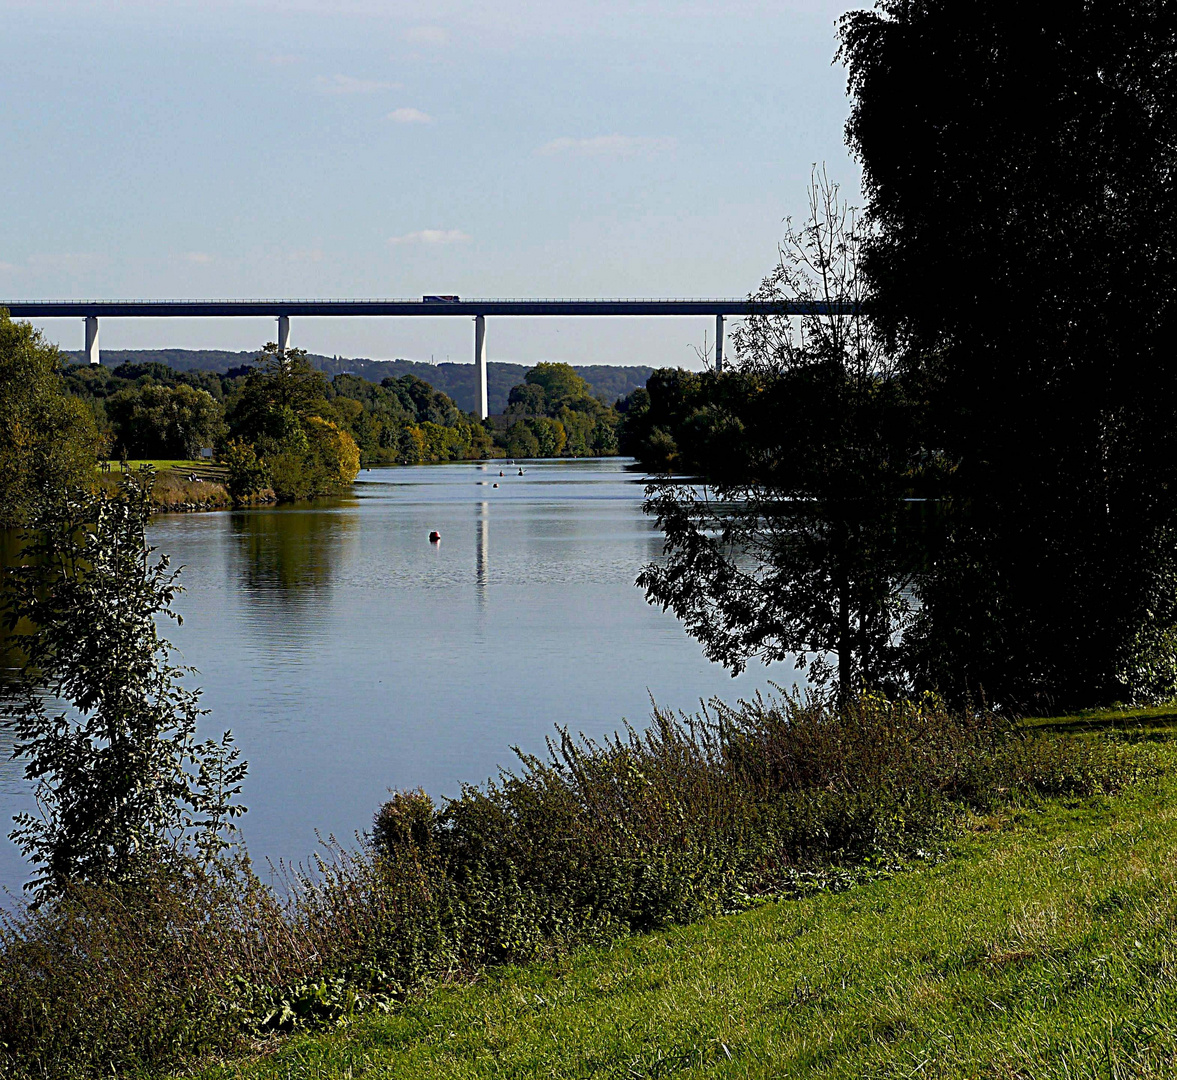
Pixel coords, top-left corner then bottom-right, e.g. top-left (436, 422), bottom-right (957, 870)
top-left (186, 712), bottom-right (1177, 1079)
top-left (97, 460), bottom-right (274, 512)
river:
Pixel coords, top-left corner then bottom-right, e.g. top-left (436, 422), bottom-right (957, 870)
top-left (0, 458), bottom-right (790, 890)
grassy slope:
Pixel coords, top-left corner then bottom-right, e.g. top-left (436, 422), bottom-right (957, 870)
top-left (190, 728), bottom-right (1177, 1079)
top-left (97, 461), bottom-right (232, 509)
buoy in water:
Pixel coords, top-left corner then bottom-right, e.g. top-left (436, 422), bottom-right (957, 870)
top-left (429, 530), bottom-right (441, 542)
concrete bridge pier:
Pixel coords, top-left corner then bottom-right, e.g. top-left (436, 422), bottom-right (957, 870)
top-left (278, 314), bottom-right (291, 353)
top-left (715, 314), bottom-right (725, 373)
top-left (85, 316), bottom-right (100, 366)
top-left (474, 315), bottom-right (488, 419)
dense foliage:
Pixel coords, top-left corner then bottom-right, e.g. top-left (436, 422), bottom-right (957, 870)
top-left (63, 351), bottom-right (627, 486)
top-left (632, 8), bottom-right (1177, 711)
top-left (0, 312), bottom-right (102, 528)
top-left (838, 0), bottom-right (1177, 708)
top-left (501, 361), bottom-right (621, 458)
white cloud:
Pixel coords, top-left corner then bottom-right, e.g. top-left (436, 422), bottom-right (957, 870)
top-left (316, 74), bottom-right (398, 95)
top-left (389, 229), bottom-right (470, 246)
top-left (183, 252), bottom-right (214, 264)
top-left (535, 134), bottom-right (676, 158)
top-left (403, 25), bottom-right (449, 45)
top-left (0, 261), bottom-right (17, 273)
top-left (27, 252), bottom-right (104, 272)
top-left (388, 107), bottom-right (432, 124)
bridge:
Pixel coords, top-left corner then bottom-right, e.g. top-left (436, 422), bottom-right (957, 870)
top-left (1, 297), bottom-right (854, 419)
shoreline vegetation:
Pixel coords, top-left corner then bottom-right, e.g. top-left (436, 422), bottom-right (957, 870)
top-left (190, 757), bottom-right (1177, 1079)
top-left (0, 688), bottom-right (1164, 1079)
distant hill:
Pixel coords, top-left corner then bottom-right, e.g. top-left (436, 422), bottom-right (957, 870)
top-left (61, 349), bottom-right (655, 415)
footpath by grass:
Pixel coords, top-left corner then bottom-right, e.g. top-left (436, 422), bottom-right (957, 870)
top-left (186, 715), bottom-right (1177, 1080)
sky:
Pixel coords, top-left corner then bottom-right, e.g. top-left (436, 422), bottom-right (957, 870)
top-left (0, 0), bottom-right (861, 368)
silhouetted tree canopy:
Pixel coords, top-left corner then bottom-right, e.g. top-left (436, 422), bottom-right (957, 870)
top-left (840, 0), bottom-right (1177, 707)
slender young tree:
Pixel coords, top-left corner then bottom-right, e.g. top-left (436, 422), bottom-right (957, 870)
top-left (638, 172), bottom-right (922, 699)
top-left (1, 471), bottom-right (246, 896)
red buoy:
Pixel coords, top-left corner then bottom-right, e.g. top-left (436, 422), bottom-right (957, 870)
top-left (429, 530), bottom-right (441, 542)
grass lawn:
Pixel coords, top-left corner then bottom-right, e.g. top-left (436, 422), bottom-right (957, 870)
top-left (188, 719), bottom-right (1177, 1080)
top-left (99, 459), bottom-right (226, 476)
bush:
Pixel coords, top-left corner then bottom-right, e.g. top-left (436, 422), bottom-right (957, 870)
top-left (344, 693), bottom-right (1149, 983)
top-left (0, 858), bottom-right (314, 1079)
top-left (222, 438), bottom-right (269, 501)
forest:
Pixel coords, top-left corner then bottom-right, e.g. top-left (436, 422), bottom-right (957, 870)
top-left (54, 350), bottom-right (629, 503)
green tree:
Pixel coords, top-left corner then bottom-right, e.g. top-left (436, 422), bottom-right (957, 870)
top-left (106, 383), bottom-right (224, 459)
top-left (506, 382), bottom-right (547, 416)
top-left (228, 345), bottom-right (328, 444)
top-left (221, 438), bottom-right (269, 501)
top-left (1, 472), bottom-right (245, 896)
top-left (505, 421), bottom-right (541, 458)
top-left (0, 311), bottom-right (103, 527)
top-left (225, 345), bottom-right (359, 501)
top-left (523, 362), bottom-right (591, 406)
top-left (500, 364), bottom-right (620, 457)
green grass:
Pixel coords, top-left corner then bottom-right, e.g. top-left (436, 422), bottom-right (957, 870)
top-left (184, 717), bottom-right (1177, 1080)
top-left (99, 459), bottom-right (227, 477)
top-left (1022, 703), bottom-right (1177, 740)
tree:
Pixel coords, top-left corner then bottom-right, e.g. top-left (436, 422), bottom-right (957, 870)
top-left (839, 0), bottom-right (1177, 707)
top-left (225, 344), bottom-right (359, 502)
top-left (506, 382), bottom-right (546, 417)
top-left (228, 344), bottom-right (328, 445)
top-left (106, 383), bottom-right (224, 459)
top-left (523, 362), bottom-right (591, 408)
top-left (638, 173), bottom-right (920, 700)
top-left (221, 438), bottom-right (269, 501)
top-left (1, 472), bottom-right (245, 896)
top-left (0, 311), bottom-right (103, 527)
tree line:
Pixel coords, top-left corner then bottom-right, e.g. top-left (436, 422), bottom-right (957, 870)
top-left (56, 347), bottom-right (627, 488)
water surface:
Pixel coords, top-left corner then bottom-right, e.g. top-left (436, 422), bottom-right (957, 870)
top-left (0, 459), bottom-right (790, 887)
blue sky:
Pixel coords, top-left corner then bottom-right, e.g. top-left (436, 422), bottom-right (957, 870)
top-left (1, 0), bottom-right (860, 367)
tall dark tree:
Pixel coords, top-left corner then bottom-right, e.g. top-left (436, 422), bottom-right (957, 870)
top-left (228, 343), bottom-right (328, 444)
top-left (840, 0), bottom-right (1177, 707)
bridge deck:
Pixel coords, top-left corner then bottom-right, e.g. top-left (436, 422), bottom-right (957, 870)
top-left (1, 298), bottom-right (852, 318)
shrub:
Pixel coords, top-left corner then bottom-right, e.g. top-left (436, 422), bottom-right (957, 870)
top-left (222, 437), bottom-right (269, 501)
top-left (346, 692), bottom-right (1149, 983)
top-left (0, 858), bottom-right (315, 1079)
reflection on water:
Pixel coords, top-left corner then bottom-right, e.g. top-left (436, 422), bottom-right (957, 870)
top-left (0, 459), bottom-right (790, 889)
top-left (476, 501), bottom-right (489, 602)
top-left (231, 502), bottom-right (358, 594)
